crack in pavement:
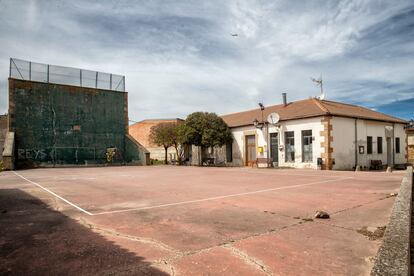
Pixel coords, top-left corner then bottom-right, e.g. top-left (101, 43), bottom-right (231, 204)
top-left (313, 195), bottom-right (395, 233)
top-left (78, 204), bottom-right (378, 275)
top-left (222, 244), bottom-right (273, 275)
top-left (331, 195), bottom-right (391, 215)
top-left (77, 217), bottom-right (179, 275)
top-left (76, 215), bottom-right (312, 275)
top-left (77, 217), bottom-right (179, 254)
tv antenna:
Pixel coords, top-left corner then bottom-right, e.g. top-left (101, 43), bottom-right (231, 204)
top-left (311, 74), bottom-right (325, 100)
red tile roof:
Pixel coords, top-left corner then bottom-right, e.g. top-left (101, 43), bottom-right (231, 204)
top-left (221, 98), bottom-right (406, 128)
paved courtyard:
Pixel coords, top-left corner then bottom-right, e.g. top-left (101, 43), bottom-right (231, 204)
top-left (0, 166), bottom-right (404, 275)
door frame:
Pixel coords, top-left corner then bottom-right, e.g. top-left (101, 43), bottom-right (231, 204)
top-left (270, 132), bottom-right (279, 164)
top-left (244, 133), bottom-right (257, 166)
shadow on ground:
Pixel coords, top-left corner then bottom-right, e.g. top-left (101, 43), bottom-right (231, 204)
top-left (0, 189), bottom-right (167, 275)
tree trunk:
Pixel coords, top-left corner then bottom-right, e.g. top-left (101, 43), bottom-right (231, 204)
top-left (164, 146), bottom-right (168, 164)
top-left (174, 144), bottom-right (181, 165)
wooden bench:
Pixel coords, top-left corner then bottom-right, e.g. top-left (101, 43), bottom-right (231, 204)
top-left (370, 160), bottom-right (383, 170)
top-left (394, 163), bottom-right (407, 170)
top-left (256, 158), bottom-right (272, 168)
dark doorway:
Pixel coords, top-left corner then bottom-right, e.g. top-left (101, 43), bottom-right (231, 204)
top-left (270, 133), bottom-right (278, 164)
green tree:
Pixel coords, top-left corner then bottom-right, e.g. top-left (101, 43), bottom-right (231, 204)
top-left (149, 122), bottom-right (176, 164)
top-left (181, 112), bottom-right (233, 148)
top-left (171, 123), bottom-right (186, 165)
top-left (149, 122), bottom-right (186, 165)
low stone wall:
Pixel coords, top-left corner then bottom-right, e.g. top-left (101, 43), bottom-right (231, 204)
top-left (371, 166), bottom-right (413, 276)
top-left (125, 134), bottom-right (150, 165)
top-left (2, 132), bottom-right (15, 170)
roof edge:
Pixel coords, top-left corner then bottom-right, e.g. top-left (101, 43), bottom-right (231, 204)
top-left (227, 114), bottom-right (407, 128)
top-left (319, 99), bottom-right (407, 123)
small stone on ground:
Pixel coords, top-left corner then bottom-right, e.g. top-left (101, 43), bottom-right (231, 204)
top-left (314, 210), bottom-right (330, 219)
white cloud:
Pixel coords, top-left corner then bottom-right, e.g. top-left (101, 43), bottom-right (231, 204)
top-left (0, 0), bottom-right (413, 120)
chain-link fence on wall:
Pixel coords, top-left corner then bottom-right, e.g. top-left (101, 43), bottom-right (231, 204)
top-left (9, 58), bottom-right (125, 92)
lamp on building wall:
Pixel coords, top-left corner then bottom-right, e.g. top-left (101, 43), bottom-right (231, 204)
top-left (253, 103), bottom-right (270, 162)
top-left (406, 119), bottom-right (414, 129)
top-left (253, 102), bottom-right (265, 129)
top-left (253, 118), bottom-right (263, 129)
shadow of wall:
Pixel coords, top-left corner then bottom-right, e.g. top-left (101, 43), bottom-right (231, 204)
top-left (0, 189), bottom-right (167, 275)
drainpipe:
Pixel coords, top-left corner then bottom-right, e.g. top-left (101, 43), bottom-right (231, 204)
top-left (354, 119), bottom-right (358, 168)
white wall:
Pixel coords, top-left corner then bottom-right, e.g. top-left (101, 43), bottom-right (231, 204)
top-left (330, 117), bottom-right (356, 170)
top-left (331, 117), bottom-right (407, 170)
top-left (148, 147), bottom-right (179, 162)
top-left (229, 117), bottom-right (324, 169)
top-left (391, 123), bottom-right (406, 165)
top-left (229, 116), bottom-right (407, 170)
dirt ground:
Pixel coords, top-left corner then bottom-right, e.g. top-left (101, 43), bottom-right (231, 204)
top-left (0, 166), bottom-right (404, 275)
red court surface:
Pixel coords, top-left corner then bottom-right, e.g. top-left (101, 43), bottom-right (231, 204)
top-left (0, 166), bottom-right (404, 275)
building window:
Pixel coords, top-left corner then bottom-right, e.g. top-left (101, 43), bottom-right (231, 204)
top-left (226, 142), bottom-right (233, 162)
top-left (395, 137), bottom-right (400, 153)
top-left (367, 136), bottom-right (373, 154)
top-left (302, 130), bottom-right (313, 162)
top-left (285, 131), bottom-right (295, 162)
top-left (377, 137), bottom-right (383, 154)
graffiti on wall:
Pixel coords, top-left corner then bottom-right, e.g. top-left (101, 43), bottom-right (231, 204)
top-left (18, 149), bottom-right (49, 161)
top-left (17, 147), bottom-right (103, 162)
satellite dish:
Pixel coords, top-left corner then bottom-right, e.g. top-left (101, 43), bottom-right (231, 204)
top-left (267, 112), bottom-right (280, 125)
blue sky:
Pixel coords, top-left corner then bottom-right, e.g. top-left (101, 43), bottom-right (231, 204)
top-left (0, 0), bottom-right (413, 120)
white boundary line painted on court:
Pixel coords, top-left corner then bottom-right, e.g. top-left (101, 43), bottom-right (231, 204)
top-left (11, 171), bottom-right (353, 216)
top-left (93, 177), bottom-right (353, 216)
top-left (12, 171), bottom-right (93, 216)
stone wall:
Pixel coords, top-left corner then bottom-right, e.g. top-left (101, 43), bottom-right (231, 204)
top-left (371, 166), bottom-right (413, 275)
top-left (129, 118), bottom-right (184, 162)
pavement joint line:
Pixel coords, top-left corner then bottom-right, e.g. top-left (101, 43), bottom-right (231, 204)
top-left (12, 171), bottom-right (94, 216)
top-left (171, 220), bottom-right (309, 260)
top-left (79, 217), bottom-right (310, 269)
top-left (222, 244), bottom-right (273, 275)
top-left (93, 176), bottom-right (354, 215)
top-left (331, 195), bottom-right (390, 215)
top-left (313, 196), bottom-right (395, 232)
top-left (77, 217), bottom-right (179, 253)
top-left (314, 220), bottom-right (356, 232)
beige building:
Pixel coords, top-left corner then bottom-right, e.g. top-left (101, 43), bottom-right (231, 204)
top-left (407, 120), bottom-right (414, 166)
top-left (129, 118), bottom-right (184, 162)
top-left (219, 97), bottom-right (407, 170)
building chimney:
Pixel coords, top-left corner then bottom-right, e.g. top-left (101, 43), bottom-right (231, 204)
top-left (282, 93), bottom-right (287, 106)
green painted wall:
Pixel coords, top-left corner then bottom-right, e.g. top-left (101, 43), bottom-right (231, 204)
top-left (9, 79), bottom-right (140, 167)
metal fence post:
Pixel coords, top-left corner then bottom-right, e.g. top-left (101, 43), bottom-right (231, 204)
top-left (80, 69), bottom-right (82, 87)
top-left (95, 71), bottom-right (98, 88)
top-left (122, 76), bottom-right (125, 91)
top-left (110, 74), bottom-right (112, 90)
top-left (9, 58), bottom-right (12, 78)
top-left (47, 64), bottom-right (50, 83)
top-left (29, 61), bottom-right (31, 81)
